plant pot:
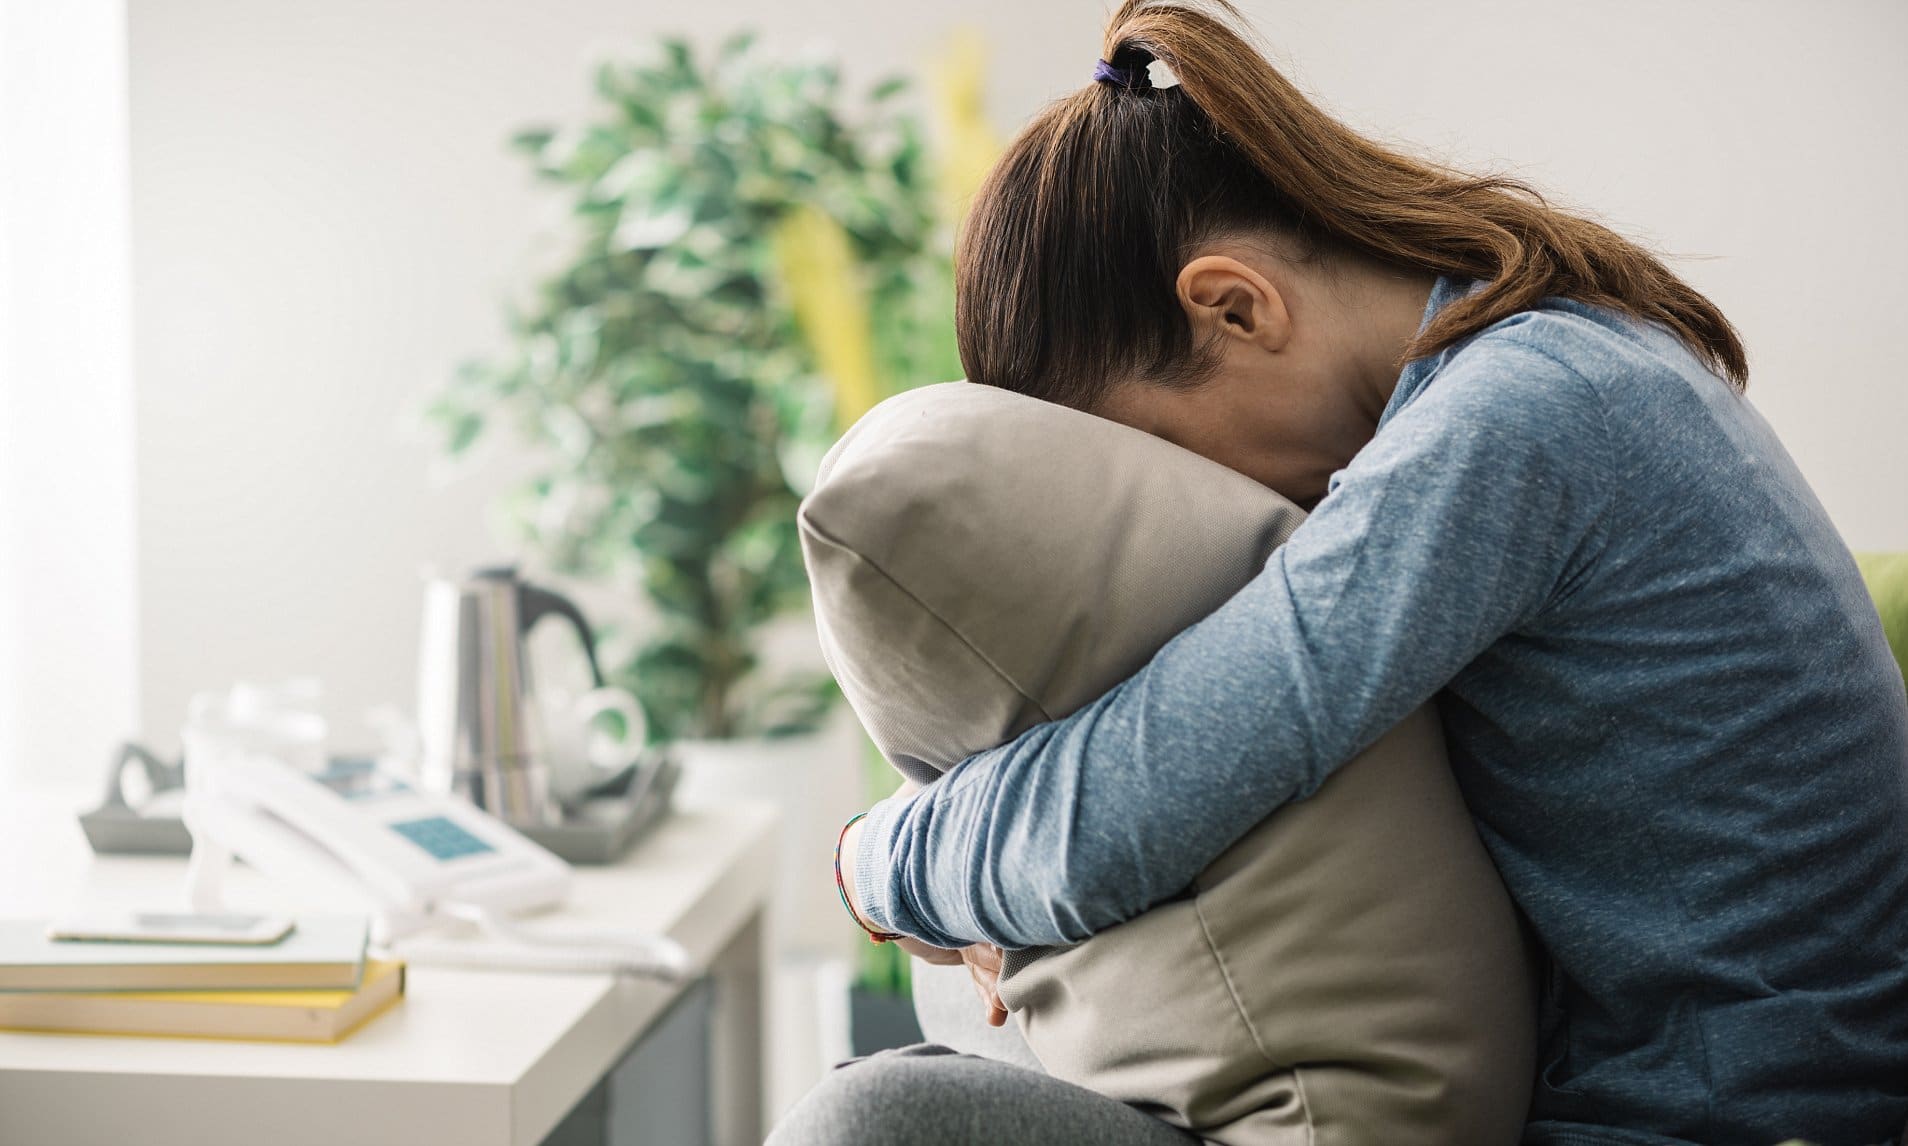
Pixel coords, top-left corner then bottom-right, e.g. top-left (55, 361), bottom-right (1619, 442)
top-left (849, 984), bottom-right (926, 1057)
top-left (672, 710), bottom-right (866, 960)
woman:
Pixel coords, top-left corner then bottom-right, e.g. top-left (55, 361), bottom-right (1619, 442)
top-left (779, 2), bottom-right (1908, 1144)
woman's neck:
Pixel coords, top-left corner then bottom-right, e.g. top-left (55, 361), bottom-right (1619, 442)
top-left (1338, 262), bottom-right (1438, 431)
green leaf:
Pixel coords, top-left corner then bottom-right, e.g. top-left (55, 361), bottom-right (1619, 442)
top-left (445, 410), bottom-right (486, 456)
top-left (509, 126), bottom-right (556, 156)
top-left (717, 30), bottom-right (757, 62)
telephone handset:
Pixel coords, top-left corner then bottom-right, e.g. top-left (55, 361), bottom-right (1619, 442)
top-left (185, 755), bottom-right (573, 918)
top-left (181, 686), bottom-right (684, 979)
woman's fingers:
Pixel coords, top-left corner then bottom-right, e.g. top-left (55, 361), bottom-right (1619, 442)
top-left (986, 997), bottom-right (1009, 1027)
top-left (892, 935), bottom-right (965, 965)
top-left (961, 943), bottom-right (1009, 1027)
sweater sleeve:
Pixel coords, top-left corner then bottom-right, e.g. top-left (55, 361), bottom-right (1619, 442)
top-left (854, 341), bottom-right (1617, 950)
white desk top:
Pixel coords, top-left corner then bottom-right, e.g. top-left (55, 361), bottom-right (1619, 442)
top-left (0, 786), bottom-right (777, 1146)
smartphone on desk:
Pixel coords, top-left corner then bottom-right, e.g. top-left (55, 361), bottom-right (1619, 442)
top-left (48, 911), bottom-right (295, 945)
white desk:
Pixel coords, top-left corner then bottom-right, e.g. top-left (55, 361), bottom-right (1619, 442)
top-left (0, 788), bottom-right (777, 1146)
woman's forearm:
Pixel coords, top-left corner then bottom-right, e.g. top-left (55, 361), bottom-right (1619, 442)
top-left (852, 560), bottom-right (1356, 950)
top-left (850, 351), bottom-right (1613, 950)
top-left (837, 781), bottom-right (916, 923)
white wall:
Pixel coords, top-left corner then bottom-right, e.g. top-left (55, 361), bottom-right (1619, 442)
top-left (1, 0), bottom-right (140, 786)
top-left (125, 0), bottom-right (1088, 752)
top-left (126, 0), bottom-right (1908, 754)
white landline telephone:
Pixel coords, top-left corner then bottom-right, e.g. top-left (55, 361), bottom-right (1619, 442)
top-left (180, 683), bottom-right (686, 979)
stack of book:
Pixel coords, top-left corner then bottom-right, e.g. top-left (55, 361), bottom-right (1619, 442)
top-left (0, 916), bottom-right (403, 1043)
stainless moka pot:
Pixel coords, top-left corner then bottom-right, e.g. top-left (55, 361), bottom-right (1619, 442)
top-left (415, 566), bottom-right (611, 826)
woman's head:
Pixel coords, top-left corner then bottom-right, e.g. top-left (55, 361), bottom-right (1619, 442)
top-left (956, 0), bottom-right (1746, 502)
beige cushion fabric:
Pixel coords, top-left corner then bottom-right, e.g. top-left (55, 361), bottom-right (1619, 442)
top-left (800, 381), bottom-right (1536, 1145)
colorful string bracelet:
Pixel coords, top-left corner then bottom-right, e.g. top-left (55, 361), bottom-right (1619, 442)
top-left (836, 811), bottom-right (903, 944)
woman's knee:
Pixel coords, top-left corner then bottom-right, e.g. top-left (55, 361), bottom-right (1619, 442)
top-left (767, 1044), bottom-right (954, 1144)
top-left (769, 1043), bottom-right (1197, 1146)
top-left (767, 1045), bottom-right (970, 1145)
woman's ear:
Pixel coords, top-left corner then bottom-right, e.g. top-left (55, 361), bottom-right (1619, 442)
top-left (1175, 255), bottom-right (1292, 353)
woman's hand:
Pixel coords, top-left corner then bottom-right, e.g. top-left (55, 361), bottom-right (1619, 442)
top-left (891, 935), bottom-right (963, 965)
top-left (893, 938), bottom-right (1008, 1026)
top-left (961, 942), bottom-right (1010, 1027)
top-left (839, 803), bottom-right (1008, 1026)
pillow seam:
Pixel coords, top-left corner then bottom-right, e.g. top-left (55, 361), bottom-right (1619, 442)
top-left (1192, 883), bottom-right (1314, 1143)
top-left (1191, 888), bottom-right (1276, 1070)
top-left (800, 514), bottom-right (1056, 726)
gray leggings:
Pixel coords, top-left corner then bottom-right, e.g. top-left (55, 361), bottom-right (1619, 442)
top-left (767, 1043), bottom-right (1197, 1146)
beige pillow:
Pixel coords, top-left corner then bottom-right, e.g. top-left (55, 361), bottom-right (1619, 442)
top-left (800, 382), bottom-right (1536, 1146)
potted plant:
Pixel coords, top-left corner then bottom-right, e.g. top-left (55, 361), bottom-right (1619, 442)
top-left (428, 34), bottom-right (963, 957)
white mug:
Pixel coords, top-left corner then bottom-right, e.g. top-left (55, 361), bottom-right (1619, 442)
top-left (542, 686), bottom-right (647, 798)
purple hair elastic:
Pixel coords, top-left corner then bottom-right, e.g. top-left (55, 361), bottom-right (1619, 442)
top-left (1092, 58), bottom-right (1152, 92)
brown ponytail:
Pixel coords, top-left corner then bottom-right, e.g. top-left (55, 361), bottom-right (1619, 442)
top-left (956, 0), bottom-right (1747, 412)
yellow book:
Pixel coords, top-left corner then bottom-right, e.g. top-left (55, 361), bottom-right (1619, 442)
top-left (0, 960), bottom-right (404, 1044)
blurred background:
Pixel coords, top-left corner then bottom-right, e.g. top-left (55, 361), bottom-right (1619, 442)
top-left (4, 0), bottom-right (1906, 1122)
